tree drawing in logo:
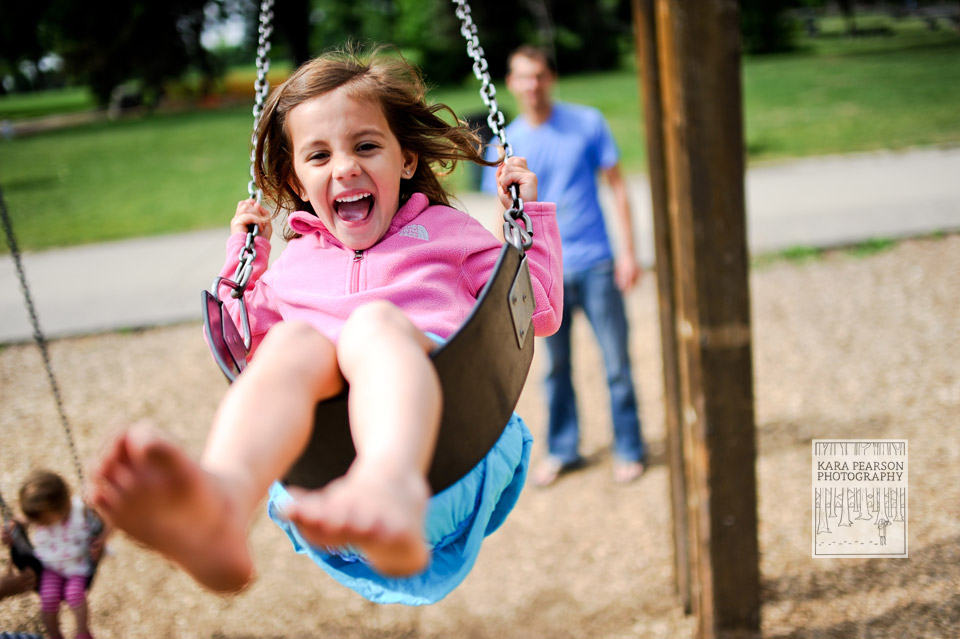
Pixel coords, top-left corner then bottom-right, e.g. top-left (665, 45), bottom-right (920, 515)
top-left (813, 440), bottom-right (907, 557)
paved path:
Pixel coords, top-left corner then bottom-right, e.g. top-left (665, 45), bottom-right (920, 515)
top-left (2, 146), bottom-right (959, 343)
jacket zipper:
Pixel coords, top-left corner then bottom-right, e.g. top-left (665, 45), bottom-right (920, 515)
top-left (351, 249), bottom-right (363, 293)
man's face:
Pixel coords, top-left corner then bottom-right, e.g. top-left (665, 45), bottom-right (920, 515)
top-left (506, 54), bottom-right (555, 113)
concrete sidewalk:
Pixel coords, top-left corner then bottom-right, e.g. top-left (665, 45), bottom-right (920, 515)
top-left (2, 146), bottom-right (959, 343)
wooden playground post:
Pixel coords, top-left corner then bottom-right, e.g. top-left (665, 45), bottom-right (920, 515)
top-left (632, 1), bottom-right (761, 637)
top-left (631, 0), bottom-right (691, 615)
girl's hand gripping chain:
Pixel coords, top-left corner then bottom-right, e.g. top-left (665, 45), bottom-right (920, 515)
top-left (232, 198), bottom-right (274, 239)
top-left (494, 156), bottom-right (538, 210)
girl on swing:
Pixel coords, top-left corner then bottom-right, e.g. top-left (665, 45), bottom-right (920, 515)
top-left (90, 45), bottom-right (562, 605)
top-left (10, 470), bottom-right (107, 639)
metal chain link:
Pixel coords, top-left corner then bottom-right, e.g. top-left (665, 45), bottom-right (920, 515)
top-left (0, 489), bottom-right (13, 522)
top-left (0, 185), bottom-right (86, 489)
top-left (232, 0), bottom-right (273, 292)
top-left (248, 0), bottom-right (274, 203)
top-left (452, 0), bottom-right (533, 252)
top-left (230, 226), bottom-right (258, 295)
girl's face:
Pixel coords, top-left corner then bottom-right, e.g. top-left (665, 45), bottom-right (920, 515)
top-left (32, 505), bottom-right (69, 526)
top-left (287, 87), bottom-right (418, 251)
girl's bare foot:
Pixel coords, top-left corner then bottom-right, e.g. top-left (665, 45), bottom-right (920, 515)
top-left (88, 422), bottom-right (254, 592)
top-left (285, 467), bottom-right (430, 577)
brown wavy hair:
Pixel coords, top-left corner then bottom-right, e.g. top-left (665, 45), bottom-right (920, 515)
top-left (19, 470), bottom-right (70, 522)
top-left (254, 44), bottom-right (499, 240)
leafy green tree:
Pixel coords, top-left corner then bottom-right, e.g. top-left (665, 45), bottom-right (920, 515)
top-left (1, 0), bottom-right (220, 106)
top-left (740, 0), bottom-right (798, 54)
top-left (549, 0), bottom-right (631, 73)
top-left (307, 0), bottom-right (471, 84)
top-left (52, 0), bottom-right (217, 105)
top-left (0, 0), bottom-right (56, 92)
top-left (309, 0), bottom-right (396, 52)
top-left (274, 0), bottom-right (312, 66)
top-left (302, 0), bottom-right (632, 85)
top-left (838, 0), bottom-right (858, 34)
top-left (392, 0), bottom-right (470, 84)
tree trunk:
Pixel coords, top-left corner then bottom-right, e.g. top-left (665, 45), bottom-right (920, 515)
top-left (274, 0), bottom-right (312, 67)
top-left (857, 487), bottom-right (873, 519)
top-left (838, 0), bottom-right (858, 35)
top-left (872, 488), bottom-right (884, 524)
top-left (821, 488), bottom-right (831, 532)
top-left (837, 487), bottom-right (853, 527)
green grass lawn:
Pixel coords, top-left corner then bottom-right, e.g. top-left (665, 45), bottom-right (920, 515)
top-left (1, 14), bottom-right (958, 251)
top-left (0, 86), bottom-right (96, 120)
top-left (742, 18), bottom-right (960, 158)
top-left (1, 107), bottom-right (251, 250)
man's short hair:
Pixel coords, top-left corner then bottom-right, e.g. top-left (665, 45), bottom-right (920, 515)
top-left (508, 45), bottom-right (557, 75)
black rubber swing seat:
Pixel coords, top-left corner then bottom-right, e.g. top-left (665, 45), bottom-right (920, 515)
top-left (203, 242), bottom-right (536, 494)
top-left (6, 518), bottom-right (102, 591)
top-left (7, 522), bottom-right (43, 582)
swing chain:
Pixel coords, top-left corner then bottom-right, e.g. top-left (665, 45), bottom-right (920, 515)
top-left (230, 225), bottom-right (259, 296)
top-left (248, 0), bottom-right (275, 203)
top-left (452, 0), bottom-right (533, 253)
top-left (0, 186), bottom-right (86, 488)
top-left (233, 0), bottom-right (273, 294)
top-left (0, 489), bottom-right (13, 523)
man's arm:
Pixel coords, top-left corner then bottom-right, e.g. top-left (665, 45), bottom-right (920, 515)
top-left (602, 163), bottom-right (641, 291)
top-left (0, 524), bottom-right (36, 601)
top-left (0, 566), bottom-right (36, 600)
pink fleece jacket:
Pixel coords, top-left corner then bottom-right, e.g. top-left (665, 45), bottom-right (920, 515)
top-left (218, 192), bottom-right (563, 354)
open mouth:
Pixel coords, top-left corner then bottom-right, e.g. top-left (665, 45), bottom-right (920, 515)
top-left (334, 192), bottom-right (373, 223)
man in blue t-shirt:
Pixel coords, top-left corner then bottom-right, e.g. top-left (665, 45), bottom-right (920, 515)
top-left (482, 46), bottom-right (646, 486)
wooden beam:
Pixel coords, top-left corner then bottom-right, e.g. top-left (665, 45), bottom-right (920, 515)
top-left (631, 0), bottom-right (691, 614)
top-left (653, 1), bottom-right (761, 636)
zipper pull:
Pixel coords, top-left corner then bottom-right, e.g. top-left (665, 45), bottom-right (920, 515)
top-left (354, 249), bottom-right (364, 260)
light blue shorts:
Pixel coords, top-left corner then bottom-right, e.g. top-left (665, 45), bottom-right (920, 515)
top-left (267, 413), bottom-right (532, 605)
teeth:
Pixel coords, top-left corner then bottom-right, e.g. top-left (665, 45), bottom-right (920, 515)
top-left (335, 193), bottom-right (371, 203)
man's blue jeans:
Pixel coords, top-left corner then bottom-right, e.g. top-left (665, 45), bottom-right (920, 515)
top-left (543, 261), bottom-right (645, 465)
